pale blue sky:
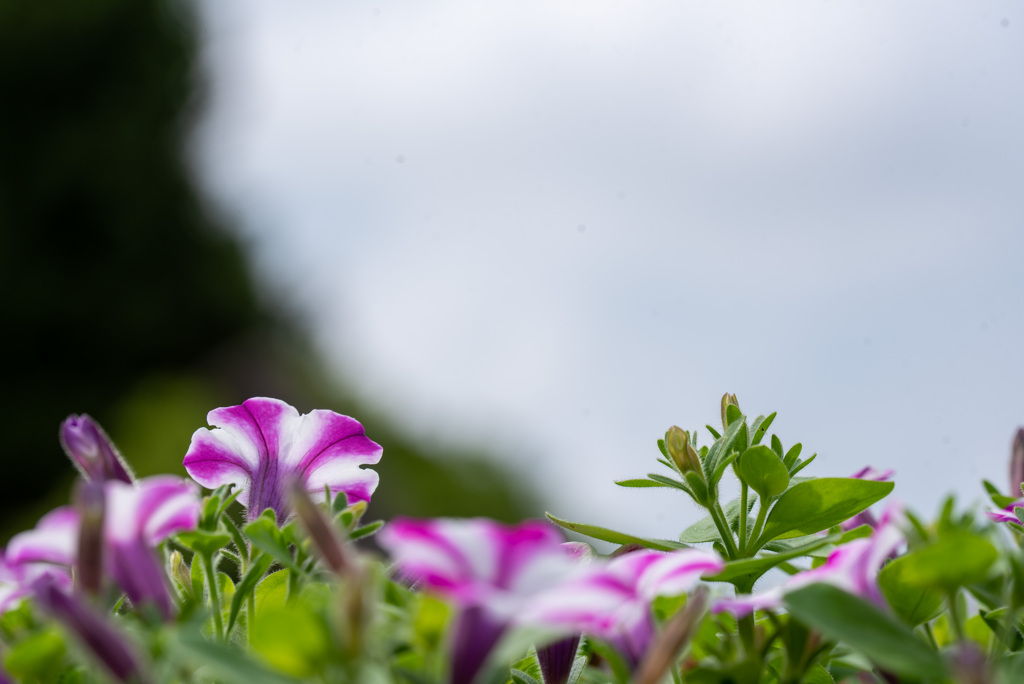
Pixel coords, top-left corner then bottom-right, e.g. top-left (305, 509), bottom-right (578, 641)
top-left (193, 0), bottom-right (1024, 538)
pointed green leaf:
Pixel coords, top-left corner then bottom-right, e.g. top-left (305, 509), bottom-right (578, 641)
top-left (615, 479), bottom-right (672, 488)
top-left (756, 478), bottom-right (893, 545)
top-left (784, 585), bottom-right (946, 679)
top-left (546, 513), bottom-right (687, 551)
top-left (877, 555), bottom-right (945, 626)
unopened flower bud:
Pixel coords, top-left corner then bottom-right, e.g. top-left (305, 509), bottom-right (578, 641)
top-left (74, 480), bottom-right (106, 595)
top-left (633, 587), bottom-right (708, 684)
top-left (1011, 428), bottom-right (1024, 496)
top-left (720, 393), bottom-right (740, 429)
top-left (60, 415), bottom-right (133, 484)
top-left (537, 636), bottom-right (581, 684)
top-left (168, 551), bottom-right (191, 596)
top-left (666, 427), bottom-right (702, 476)
top-left (287, 478), bottom-right (355, 577)
top-left (32, 575), bottom-right (147, 683)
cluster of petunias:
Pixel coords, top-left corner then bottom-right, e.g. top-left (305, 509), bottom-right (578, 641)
top-left (378, 518), bottom-right (725, 684)
top-left (2, 395), bottom-right (929, 684)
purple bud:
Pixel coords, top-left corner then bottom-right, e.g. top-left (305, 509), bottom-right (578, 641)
top-left (287, 479), bottom-right (354, 576)
top-left (60, 415), bottom-right (133, 484)
top-left (537, 636), bottom-right (581, 684)
top-left (32, 576), bottom-right (146, 683)
top-left (1010, 428), bottom-right (1024, 496)
top-left (74, 480), bottom-right (105, 595)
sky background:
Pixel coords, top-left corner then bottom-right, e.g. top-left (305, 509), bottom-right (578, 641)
top-left (191, 0), bottom-right (1024, 540)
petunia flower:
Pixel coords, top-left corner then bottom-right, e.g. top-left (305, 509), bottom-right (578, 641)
top-left (714, 504), bottom-right (905, 618)
top-left (183, 397), bottom-right (382, 522)
top-left (841, 466), bottom-right (895, 531)
top-left (3, 477), bottom-right (199, 619)
top-left (60, 414), bottom-right (134, 484)
top-left (378, 517), bottom-right (581, 684)
top-left (521, 548), bottom-right (725, 666)
top-left (986, 502), bottom-right (1024, 524)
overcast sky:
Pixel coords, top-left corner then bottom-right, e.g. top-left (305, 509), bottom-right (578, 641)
top-left (192, 0), bottom-right (1024, 540)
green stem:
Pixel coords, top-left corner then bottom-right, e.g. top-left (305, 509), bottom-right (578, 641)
top-left (738, 483), bottom-right (749, 552)
top-left (203, 554), bottom-right (224, 640)
top-left (709, 502), bottom-right (739, 559)
top-left (738, 613), bottom-right (756, 655)
top-left (947, 590), bottom-right (966, 642)
top-left (923, 620), bottom-right (939, 650)
top-left (247, 593), bottom-right (257, 644)
top-left (744, 501), bottom-right (771, 556)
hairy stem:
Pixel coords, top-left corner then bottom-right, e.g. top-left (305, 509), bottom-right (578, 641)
top-left (744, 501), bottom-right (771, 557)
top-left (203, 554), bottom-right (224, 641)
top-left (738, 483), bottom-right (749, 552)
top-left (709, 502), bottom-right (739, 559)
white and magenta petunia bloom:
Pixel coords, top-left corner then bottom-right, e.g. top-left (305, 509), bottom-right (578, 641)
top-left (183, 397), bottom-right (382, 522)
top-left (1, 508), bottom-right (79, 616)
top-left (3, 477), bottom-right (199, 619)
top-left (987, 502), bottom-right (1024, 523)
top-left (379, 518), bottom-right (582, 684)
top-left (714, 504), bottom-right (905, 618)
top-left (103, 477), bottom-right (200, 617)
top-left (521, 548), bottom-right (724, 666)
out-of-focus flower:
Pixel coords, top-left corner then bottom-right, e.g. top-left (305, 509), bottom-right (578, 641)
top-left (522, 549), bottom-right (724, 666)
top-left (183, 397), bottom-right (382, 522)
top-left (841, 466), bottom-right (895, 531)
top-left (986, 502), bottom-right (1024, 524)
top-left (60, 415), bottom-right (133, 484)
top-left (714, 505), bottom-right (905, 618)
top-left (379, 518), bottom-right (580, 684)
top-left (1009, 428), bottom-right (1024, 496)
top-left (4, 478), bottom-right (199, 618)
top-left (104, 477), bottom-right (200, 617)
top-left (32, 574), bottom-right (146, 683)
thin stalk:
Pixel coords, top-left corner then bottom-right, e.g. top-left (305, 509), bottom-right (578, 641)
top-left (738, 483), bottom-right (749, 552)
top-left (203, 554), bottom-right (224, 640)
top-left (744, 501), bottom-right (771, 557)
top-left (738, 614), bottom-right (756, 656)
top-left (947, 590), bottom-right (966, 642)
top-left (247, 593), bottom-right (257, 645)
top-left (923, 621), bottom-right (939, 650)
top-left (709, 502), bottom-right (739, 559)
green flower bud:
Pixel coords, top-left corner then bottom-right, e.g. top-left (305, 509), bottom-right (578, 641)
top-left (720, 393), bottom-right (740, 428)
top-left (666, 426), bottom-right (702, 476)
top-left (168, 550), bottom-right (191, 596)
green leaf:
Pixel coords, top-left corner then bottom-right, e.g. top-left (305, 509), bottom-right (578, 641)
top-left (511, 670), bottom-right (541, 684)
top-left (176, 529), bottom-right (232, 556)
top-left (657, 438), bottom-right (669, 459)
top-left (783, 443), bottom-right (802, 469)
top-left (756, 478), bottom-right (893, 546)
top-left (983, 480), bottom-right (1018, 508)
top-left (244, 517), bottom-right (302, 573)
top-left (709, 449), bottom-right (741, 488)
top-left (171, 628), bottom-right (300, 684)
top-left (705, 425), bottom-right (721, 440)
top-left (646, 473), bottom-right (694, 493)
top-left (251, 604), bottom-right (332, 677)
top-left (736, 445), bottom-right (790, 498)
top-left (227, 554), bottom-right (274, 634)
top-left (703, 417), bottom-right (747, 484)
top-left (546, 513), bottom-right (687, 551)
top-left (783, 585), bottom-right (947, 679)
top-left (4, 629), bottom-right (65, 679)
top-left (800, 665), bottom-right (834, 684)
top-left (749, 412), bottom-right (776, 446)
top-left (894, 531), bottom-right (998, 590)
top-left (707, 531), bottom-right (843, 591)
top-left (615, 478), bottom-right (672, 488)
top-left (679, 496), bottom-right (756, 543)
top-left (350, 520), bottom-right (384, 541)
top-left (877, 555), bottom-right (945, 626)
top-left (256, 570), bottom-right (291, 612)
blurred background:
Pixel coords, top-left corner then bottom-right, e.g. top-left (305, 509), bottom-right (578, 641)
top-left (1, 0), bottom-right (1022, 542)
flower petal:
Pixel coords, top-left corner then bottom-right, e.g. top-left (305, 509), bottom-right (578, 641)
top-left (5, 507), bottom-right (80, 567)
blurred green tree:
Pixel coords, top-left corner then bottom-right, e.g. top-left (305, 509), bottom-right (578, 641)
top-left (0, 0), bottom-right (535, 538)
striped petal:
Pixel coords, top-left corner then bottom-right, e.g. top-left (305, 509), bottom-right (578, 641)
top-left (183, 398), bottom-right (381, 521)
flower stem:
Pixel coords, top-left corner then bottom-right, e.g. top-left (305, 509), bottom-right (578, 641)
top-left (709, 502), bottom-right (739, 559)
top-left (203, 553), bottom-right (224, 640)
top-left (744, 501), bottom-right (771, 557)
top-left (947, 590), bottom-right (966, 642)
top-left (738, 483), bottom-right (749, 552)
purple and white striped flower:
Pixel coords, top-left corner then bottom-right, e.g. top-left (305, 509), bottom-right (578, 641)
top-left (60, 415), bottom-right (133, 484)
top-left (1, 508), bottom-right (79, 616)
top-left (521, 549), bottom-right (724, 666)
top-left (379, 518), bottom-right (581, 684)
top-left (714, 504), bottom-right (905, 618)
top-left (3, 477), bottom-right (199, 618)
top-left (103, 476), bottom-right (200, 617)
top-left (183, 397), bottom-right (382, 522)
top-left (987, 502), bottom-right (1024, 524)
